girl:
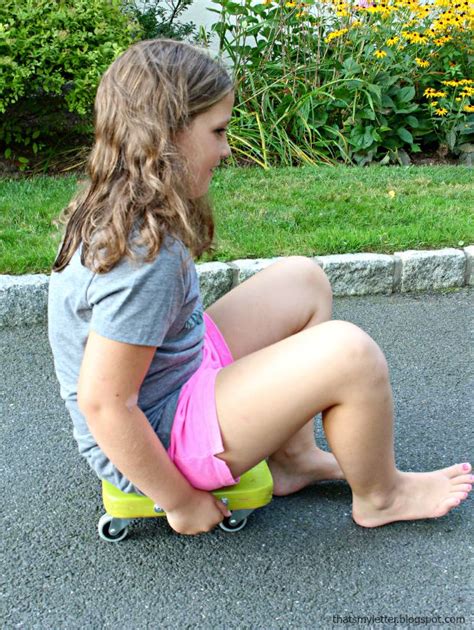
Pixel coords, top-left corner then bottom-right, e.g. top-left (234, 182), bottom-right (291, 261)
top-left (48, 39), bottom-right (472, 536)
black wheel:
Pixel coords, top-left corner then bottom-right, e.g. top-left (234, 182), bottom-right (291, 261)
top-left (219, 516), bottom-right (248, 533)
top-left (98, 514), bottom-right (129, 542)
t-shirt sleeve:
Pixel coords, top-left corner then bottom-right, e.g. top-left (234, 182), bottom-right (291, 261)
top-left (88, 241), bottom-right (188, 347)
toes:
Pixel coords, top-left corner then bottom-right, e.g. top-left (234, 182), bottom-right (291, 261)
top-left (435, 497), bottom-right (462, 518)
top-left (449, 490), bottom-right (468, 501)
top-left (451, 474), bottom-right (474, 486)
top-left (446, 463), bottom-right (472, 479)
top-left (451, 483), bottom-right (472, 493)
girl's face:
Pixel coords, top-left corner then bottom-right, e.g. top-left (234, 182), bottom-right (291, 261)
top-left (175, 91), bottom-right (234, 199)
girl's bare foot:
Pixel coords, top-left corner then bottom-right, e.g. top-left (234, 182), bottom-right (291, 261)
top-left (352, 463), bottom-right (472, 528)
top-left (268, 447), bottom-right (345, 496)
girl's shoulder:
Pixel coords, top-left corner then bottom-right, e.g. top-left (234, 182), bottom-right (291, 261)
top-left (86, 235), bottom-right (198, 347)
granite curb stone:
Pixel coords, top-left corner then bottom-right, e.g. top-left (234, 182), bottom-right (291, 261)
top-left (1, 247), bottom-right (472, 328)
top-left (228, 257), bottom-right (285, 284)
top-left (393, 248), bottom-right (466, 293)
top-left (195, 261), bottom-right (233, 309)
top-left (0, 273), bottom-right (49, 328)
top-left (315, 253), bottom-right (395, 296)
top-left (464, 245), bottom-right (474, 286)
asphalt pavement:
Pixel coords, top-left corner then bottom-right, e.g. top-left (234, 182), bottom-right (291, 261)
top-left (1, 289), bottom-right (472, 629)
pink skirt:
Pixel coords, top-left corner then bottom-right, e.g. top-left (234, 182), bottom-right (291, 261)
top-left (167, 313), bottom-right (240, 491)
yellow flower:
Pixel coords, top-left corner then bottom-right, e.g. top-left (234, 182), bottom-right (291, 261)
top-left (285, 1), bottom-right (296, 6)
top-left (429, 101), bottom-right (439, 107)
top-left (460, 87), bottom-right (474, 97)
top-left (325, 28), bottom-right (348, 43)
top-left (434, 36), bottom-right (452, 46)
top-left (374, 50), bottom-right (387, 59)
top-left (388, 190), bottom-right (396, 198)
top-left (415, 58), bottom-right (430, 68)
top-left (387, 37), bottom-right (399, 46)
top-left (424, 88), bottom-right (447, 98)
top-left (463, 105), bottom-right (474, 113)
top-left (434, 108), bottom-right (448, 116)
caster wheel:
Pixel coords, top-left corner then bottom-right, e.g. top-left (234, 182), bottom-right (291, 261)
top-left (98, 514), bottom-right (129, 542)
top-left (219, 516), bottom-right (248, 533)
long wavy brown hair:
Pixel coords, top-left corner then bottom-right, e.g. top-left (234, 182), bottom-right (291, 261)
top-left (53, 39), bottom-right (234, 273)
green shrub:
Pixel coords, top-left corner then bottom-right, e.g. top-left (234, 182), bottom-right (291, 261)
top-left (124, 0), bottom-right (205, 42)
top-left (0, 0), bottom-right (141, 167)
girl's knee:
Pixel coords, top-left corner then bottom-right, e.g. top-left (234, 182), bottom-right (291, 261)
top-left (324, 320), bottom-right (389, 381)
top-left (280, 256), bottom-right (333, 302)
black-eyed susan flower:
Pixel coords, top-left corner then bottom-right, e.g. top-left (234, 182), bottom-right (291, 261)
top-left (374, 50), bottom-right (387, 58)
top-left (325, 28), bottom-right (349, 43)
top-left (424, 88), bottom-right (447, 98)
top-left (434, 107), bottom-right (448, 116)
top-left (416, 58), bottom-right (430, 67)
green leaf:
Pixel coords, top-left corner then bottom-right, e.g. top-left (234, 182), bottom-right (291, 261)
top-left (406, 115), bottom-right (419, 128)
top-left (397, 86), bottom-right (416, 103)
top-left (381, 95), bottom-right (396, 109)
top-left (384, 137), bottom-right (402, 150)
top-left (342, 57), bottom-right (361, 75)
top-left (359, 109), bottom-right (376, 121)
top-left (393, 104), bottom-right (419, 114)
top-left (446, 130), bottom-right (457, 151)
top-left (397, 128), bottom-right (413, 144)
top-left (349, 125), bottom-right (377, 150)
top-left (366, 84), bottom-right (382, 107)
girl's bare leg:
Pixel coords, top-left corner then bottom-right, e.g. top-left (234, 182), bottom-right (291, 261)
top-left (207, 257), bottom-right (344, 495)
top-left (209, 261), bottom-right (472, 526)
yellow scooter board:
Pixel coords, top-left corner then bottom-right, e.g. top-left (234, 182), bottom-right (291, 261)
top-left (98, 460), bottom-right (273, 542)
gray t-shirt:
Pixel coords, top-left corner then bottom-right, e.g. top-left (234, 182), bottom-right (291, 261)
top-left (48, 235), bottom-right (204, 493)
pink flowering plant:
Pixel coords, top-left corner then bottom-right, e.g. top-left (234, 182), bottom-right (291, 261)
top-left (205, 0), bottom-right (474, 165)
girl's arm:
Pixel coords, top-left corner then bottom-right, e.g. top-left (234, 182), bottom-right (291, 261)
top-left (77, 331), bottom-right (230, 532)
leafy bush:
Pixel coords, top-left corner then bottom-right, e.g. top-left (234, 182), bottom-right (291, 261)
top-left (0, 0), bottom-right (140, 167)
top-left (124, 0), bottom-right (205, 42)
top-left (207, 0), bottom-right (474, 166)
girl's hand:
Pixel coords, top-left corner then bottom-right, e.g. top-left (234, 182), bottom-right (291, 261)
top-left (165, 489), bottom-right (232, 535)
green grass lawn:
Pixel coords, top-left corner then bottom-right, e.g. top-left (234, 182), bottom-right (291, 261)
top-left (1, 165), bottom-right (473, 274)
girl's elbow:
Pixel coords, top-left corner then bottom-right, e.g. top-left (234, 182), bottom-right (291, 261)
top-left (77, 389), bottom-right (132, 424)
top-left (77, 388), bottom-right (109, 420)
top-left (77, 393), bottom-right (100, 419)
